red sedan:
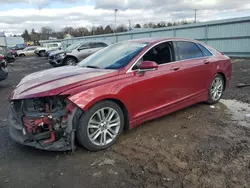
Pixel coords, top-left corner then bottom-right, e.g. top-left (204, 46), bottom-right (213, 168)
top-left (9, 38), bottom-right (232, 151)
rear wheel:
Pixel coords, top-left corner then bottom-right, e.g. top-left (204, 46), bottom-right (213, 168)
top-left (76, 100), bottom-right (124, 151)
top-left (39, 51), bottom-right (45, 57)
top-left (207, 74), bottom-right (224, 104)
top-left (19, 54), bottom-right (25, 57)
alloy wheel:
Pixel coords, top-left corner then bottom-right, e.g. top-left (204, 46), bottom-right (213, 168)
top-left (66, 59), bottom-right (76, 66)
top-left (87, 107), bottom-right (121, 146)
top-left (211, 77), bottom-right (223, 101)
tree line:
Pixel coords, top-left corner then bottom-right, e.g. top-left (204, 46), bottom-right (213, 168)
top-left (17, 20), bottom-right (193, 42)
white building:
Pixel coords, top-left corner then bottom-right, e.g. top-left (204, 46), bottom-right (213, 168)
top-left (0, 32), bottom-right (24, 47)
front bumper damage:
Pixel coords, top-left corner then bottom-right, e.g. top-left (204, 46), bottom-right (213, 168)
top-left (9, 97), bottom-right (81, 151)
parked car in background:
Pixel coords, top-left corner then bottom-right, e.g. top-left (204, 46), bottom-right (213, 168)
top-left (9, 48), bottom-right (18, 57)
top-left (12, 44), bottom-right (27, 51)
top-left (48, 41), bottom-right (108, 67)
top-left (9, 38), bottom-right (232, 151)
top-left (17, 46), bottom-right (39, 57)
top-left (35, 42), bottom-right (62, 57)
top-left (0, 45), bottom-right (15, 63)
top-left (45, 44), bottom-right (71, 57)
top-left (0, 54), bottom-right (8, 81)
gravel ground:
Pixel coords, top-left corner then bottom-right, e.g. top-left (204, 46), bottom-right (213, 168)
top-left (0, 57), bottom-right (250, 188)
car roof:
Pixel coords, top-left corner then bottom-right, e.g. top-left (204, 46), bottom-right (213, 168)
top-left (128, 37), bottom-right (197, 44)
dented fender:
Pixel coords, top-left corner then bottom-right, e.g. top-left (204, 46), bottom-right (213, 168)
top-left (67, 90), bottom-right (124, 111)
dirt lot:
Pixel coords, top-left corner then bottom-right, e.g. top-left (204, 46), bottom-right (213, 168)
top-left (0, 57), bottom-right (250, 188)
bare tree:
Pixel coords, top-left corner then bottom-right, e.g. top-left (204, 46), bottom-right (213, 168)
top-left (40, 27), bottom-right (53, 40)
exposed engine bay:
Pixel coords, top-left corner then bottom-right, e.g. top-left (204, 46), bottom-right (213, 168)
top-left (9, 96), bottom-right (82, 151)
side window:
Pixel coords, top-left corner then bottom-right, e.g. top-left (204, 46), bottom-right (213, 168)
top-left (132, 42), bottom-right (174, 70)
top-left (27, 47), bottom-right (35, 51)
top-left (143, 42), bottom-right (173, 65)
top-left (100, 43), bottom-right (108, 47)
top-left (52, 44), bottom-right (58, 47)
top-left (90, 43), bottom-right (98, 48)
top-left (197, 43), bottom-right (213, 56)
top-left (90, 42), bottom-right (108, 48)
top-left (176, 41), bottom-right (203, 60)
top-left (79, 43), bottom-right (90, 50)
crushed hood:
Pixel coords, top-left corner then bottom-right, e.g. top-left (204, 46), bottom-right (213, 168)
top-left (10, 66), bottom-right (117, 100)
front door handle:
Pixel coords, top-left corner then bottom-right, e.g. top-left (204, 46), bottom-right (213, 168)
top-left (170, 67), bottom-right (180, 71)
top-left (204, 60), bottom-right (210, 64)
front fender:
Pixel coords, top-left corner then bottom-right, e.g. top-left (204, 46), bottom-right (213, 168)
top-left (68, 91), bottom-right (122, 111)
top-left (65, 78), bottom-right (131, 112)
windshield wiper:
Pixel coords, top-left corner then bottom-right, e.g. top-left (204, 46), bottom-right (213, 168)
top-left (84, 65), bottom-right (100, 69)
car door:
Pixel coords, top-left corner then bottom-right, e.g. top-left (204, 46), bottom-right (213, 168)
top-left (76, 43), bottom-right (91, 61)
top-left (128, 41), bottom-right (185, 120)
top-left (175, 41), bottom-right (214, 98)
top-left (26, 47), bottom-right (35, 56)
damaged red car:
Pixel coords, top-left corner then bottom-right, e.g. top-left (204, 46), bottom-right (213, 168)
top-left (9, 38), bottom-right (232, 151)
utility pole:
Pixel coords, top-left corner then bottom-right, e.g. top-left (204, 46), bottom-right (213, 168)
top-left (114, 9), bottom-right (118, 33)
top-left (92, 23), bottom-right (95, 35)
top-left (128, 20), bottom-right (132, 31)
top-left (194, 9), bottom-right (198, 23)
top-left (114, 9), bottom-right (118, 42)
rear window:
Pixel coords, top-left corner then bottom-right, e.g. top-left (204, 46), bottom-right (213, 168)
top-left (176, 41), bottom-right (203, 60)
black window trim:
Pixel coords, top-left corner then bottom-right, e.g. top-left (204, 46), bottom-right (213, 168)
top-left (196, 43), bottom-right (213, 57)
top-left (127, 39), bottom-right (214, 73)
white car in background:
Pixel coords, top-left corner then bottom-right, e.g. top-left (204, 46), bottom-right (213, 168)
top-left (17, 46), bottom-right (39, 57)
top-left (35, 42), bottom-right (62, 57)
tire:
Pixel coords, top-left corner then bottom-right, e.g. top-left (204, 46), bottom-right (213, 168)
top-left (64, 57), bottom-right (77, 66)
top-left (207, 74), bottom-right (224, 104)
top-left (76, 100), bottom-right (124, 151)
top-left (19, 54), bottom-right (25, 57)
top-left (39, 51), bottom-right (46, 57)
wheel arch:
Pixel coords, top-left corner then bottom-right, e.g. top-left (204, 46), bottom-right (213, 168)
top-left (64, 55), bottom-right (79, 63)
top-left (69, 95), bottom-right (130, 131)
top-left (216, 72), bottom-right (226, 90)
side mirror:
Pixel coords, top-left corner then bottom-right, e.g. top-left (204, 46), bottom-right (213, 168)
top-left (78, 47), bottom-right (87, 51)
top-left (138, 61), bottom-right (158, 71)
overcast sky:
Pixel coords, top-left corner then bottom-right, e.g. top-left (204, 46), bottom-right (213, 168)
top-left (0, 0), bottom-right (250, 35)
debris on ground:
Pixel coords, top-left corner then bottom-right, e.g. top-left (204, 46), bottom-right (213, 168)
top-left (236, 83), bottom-right (250, 88)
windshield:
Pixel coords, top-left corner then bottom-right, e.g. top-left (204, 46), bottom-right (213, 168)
top-left (78, 41), bottom-right (149, 69)
top-left (65, 42), bottom-right (82, 52)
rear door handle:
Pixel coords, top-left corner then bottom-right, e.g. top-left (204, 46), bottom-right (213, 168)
top-left (204, 60), bottom-right (210, 64)
top-left (170, 67), bottom-right (180, 71)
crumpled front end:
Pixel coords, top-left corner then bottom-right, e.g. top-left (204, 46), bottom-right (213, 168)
top-left (9, 96), bottom-right (81, 151)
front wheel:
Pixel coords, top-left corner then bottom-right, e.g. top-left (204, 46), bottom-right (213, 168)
top-left (207, 74), bottom-right (224, 104)
top-left (76, 100), bottom-right (124, 151)
top-left (65, 57), bottom-right (77, 66)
